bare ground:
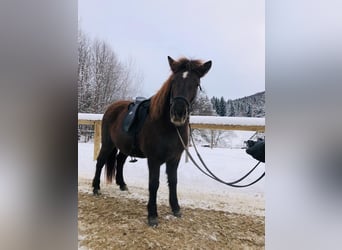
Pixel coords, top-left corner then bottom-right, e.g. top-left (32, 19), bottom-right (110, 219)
top-left (78, 179), bottom-right (264, 250)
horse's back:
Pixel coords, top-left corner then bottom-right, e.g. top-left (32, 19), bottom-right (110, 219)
top-left (103, 100), bottom-right (131, 123)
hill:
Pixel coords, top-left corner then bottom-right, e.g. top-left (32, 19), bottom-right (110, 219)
top-left (211, 91), bottom-right (265, 117)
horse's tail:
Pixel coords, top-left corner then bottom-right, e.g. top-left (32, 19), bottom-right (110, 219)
top-left (105, 152), bottom-right (116, 184)
top-left (101, 117), bottom-right (117, 183)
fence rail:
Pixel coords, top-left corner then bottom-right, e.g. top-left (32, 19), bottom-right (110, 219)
top-left (78, 113), bottom-right (265, 160)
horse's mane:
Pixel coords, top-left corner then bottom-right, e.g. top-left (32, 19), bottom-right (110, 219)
top-left (149, 76), bottom-right (172, 120)
top-left (150, 57), bottom-right (203, 120)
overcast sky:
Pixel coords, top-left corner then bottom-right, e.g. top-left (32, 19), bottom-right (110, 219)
top-left (78, 0), bottom-right (264, 100)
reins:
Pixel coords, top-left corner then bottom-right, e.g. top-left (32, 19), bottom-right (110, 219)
top-left (176, 125), bottom-right (265, 188)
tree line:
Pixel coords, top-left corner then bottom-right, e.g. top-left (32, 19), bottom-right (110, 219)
top-left (191, 90), bottom-right (265, 118)
top-left (78, 30), bottom-right (143, 113)
top-left (211, 91), bottom-right (265, 117)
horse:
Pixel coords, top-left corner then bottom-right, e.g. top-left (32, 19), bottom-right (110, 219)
top-left (92, 56), bottom-right (212, 226)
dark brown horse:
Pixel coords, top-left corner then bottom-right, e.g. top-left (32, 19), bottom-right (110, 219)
top-left (92, 56), bottom-right (212, 226)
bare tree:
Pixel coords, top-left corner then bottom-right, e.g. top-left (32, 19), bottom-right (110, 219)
top-left (91, 39), bottom-right (124, 112)
top-left (116, 57), bottom-right (144, 100)
top-left (78, 30), bottom-right (93, 112)
top-left (78, 30), bottom-right (144, 113)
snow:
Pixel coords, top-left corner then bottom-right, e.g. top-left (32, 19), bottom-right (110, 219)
top-left (78, 113), bottom-right (103, 121)
top-left (78, 113), bottom-right (265, 127)
top-left (190, 116), bottom-right (265, 126)
top-left (78, 132), bottom-right (265, 216)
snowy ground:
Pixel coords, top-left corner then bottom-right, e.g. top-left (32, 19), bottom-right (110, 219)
top-left (78, 131), bottom-right (264, 216)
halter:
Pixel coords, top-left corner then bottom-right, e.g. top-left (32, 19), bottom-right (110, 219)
top-left (169, 81), bottom-right (197, 108)
top-left (169, 77), bottom-right (191, 107)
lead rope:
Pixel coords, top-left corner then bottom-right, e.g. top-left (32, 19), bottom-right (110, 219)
top-left (189, 125), bottom-right (265, 186)
top-left (176, 126), bottom-right (265, 188)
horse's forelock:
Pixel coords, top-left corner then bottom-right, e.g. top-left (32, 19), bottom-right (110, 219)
top-left (173, 58), bottom-right (204, 73)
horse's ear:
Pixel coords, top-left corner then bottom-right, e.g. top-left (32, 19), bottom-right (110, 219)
top-left (197, 61), bottom-right (212, 78)
top-left (168, 56), bottom-right (177, 72)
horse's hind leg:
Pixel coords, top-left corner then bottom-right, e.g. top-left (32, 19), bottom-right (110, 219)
top-left (116, 152), bottom-right (128, 191)
top-left (92, 146), bottom-right (116, 195)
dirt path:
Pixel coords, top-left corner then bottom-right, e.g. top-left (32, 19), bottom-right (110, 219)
top-left (78, 180), bottom-right (264, 249)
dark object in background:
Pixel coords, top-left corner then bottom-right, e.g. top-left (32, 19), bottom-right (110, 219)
top-left (246, 138), bottom-right (265, 162)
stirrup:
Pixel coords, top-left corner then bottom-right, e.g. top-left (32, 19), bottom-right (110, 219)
top-left (129, 157), bottom-right (138, 163)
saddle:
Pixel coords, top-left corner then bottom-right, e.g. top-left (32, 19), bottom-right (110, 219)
top-left (123, 97), bottom-right (150, 135)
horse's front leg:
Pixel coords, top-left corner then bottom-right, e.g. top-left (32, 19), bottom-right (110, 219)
top-left (166, 158), bottom-right (181, 217)
top-left (147, 158), bottom-right (161, 226)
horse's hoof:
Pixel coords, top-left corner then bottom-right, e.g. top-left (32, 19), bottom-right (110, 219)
top-left (120, 185), bottom-right (128, 191)
top-left (148, 217), bottom-right (158, 227)
top-left (173, 210), bottom-right (182, 218)
top-left (93, 189), bottom-right (101, 196)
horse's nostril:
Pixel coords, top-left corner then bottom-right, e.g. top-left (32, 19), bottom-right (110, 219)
top-left (172, 103), bottom-right (187, 116)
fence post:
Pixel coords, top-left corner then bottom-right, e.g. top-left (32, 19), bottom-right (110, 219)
top-left (93, 121), bottom-right (101, 161)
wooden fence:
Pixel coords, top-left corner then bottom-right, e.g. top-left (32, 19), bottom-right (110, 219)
top-left (78, 113), bottom-right (265, 160)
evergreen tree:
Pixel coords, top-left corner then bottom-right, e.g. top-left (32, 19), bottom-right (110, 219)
top-left (210, 97), bottom-right (216, 110)
top-left (218, 96), bottom-right (227, 116)
top-left (246, 104), bottom-right (252, 117)
top-left (210, 96), bottom-right (220, 115)
top-left (227, 99), bottom-right (235, 116)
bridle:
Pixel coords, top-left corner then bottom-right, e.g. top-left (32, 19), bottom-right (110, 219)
top-left (169, 73), bottom-right (201, 109)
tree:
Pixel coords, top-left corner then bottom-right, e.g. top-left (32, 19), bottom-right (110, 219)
top-left (226, 99), bottom-right (235, 116)
top-left (246, 104), bottom-right (252, 117)
top-left (78, 30), bottom-right (93, 112)
top-left (192, 90), bottom-right (216, 116)
top-left (210, 97), bottom-right (219, 115)
top-left (78, 29), bottom-right (143, 113)
top-left (217, 96), bottom-right (227, 116)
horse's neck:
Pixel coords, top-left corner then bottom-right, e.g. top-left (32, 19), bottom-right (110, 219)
top-left (159, 94), bottom-right (171, 124)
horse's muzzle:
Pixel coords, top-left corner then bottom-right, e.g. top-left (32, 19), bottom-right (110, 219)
top-left (170, 100), bottom-right (189, 126)
top-left (171, 115), bottom-right (188, 126)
